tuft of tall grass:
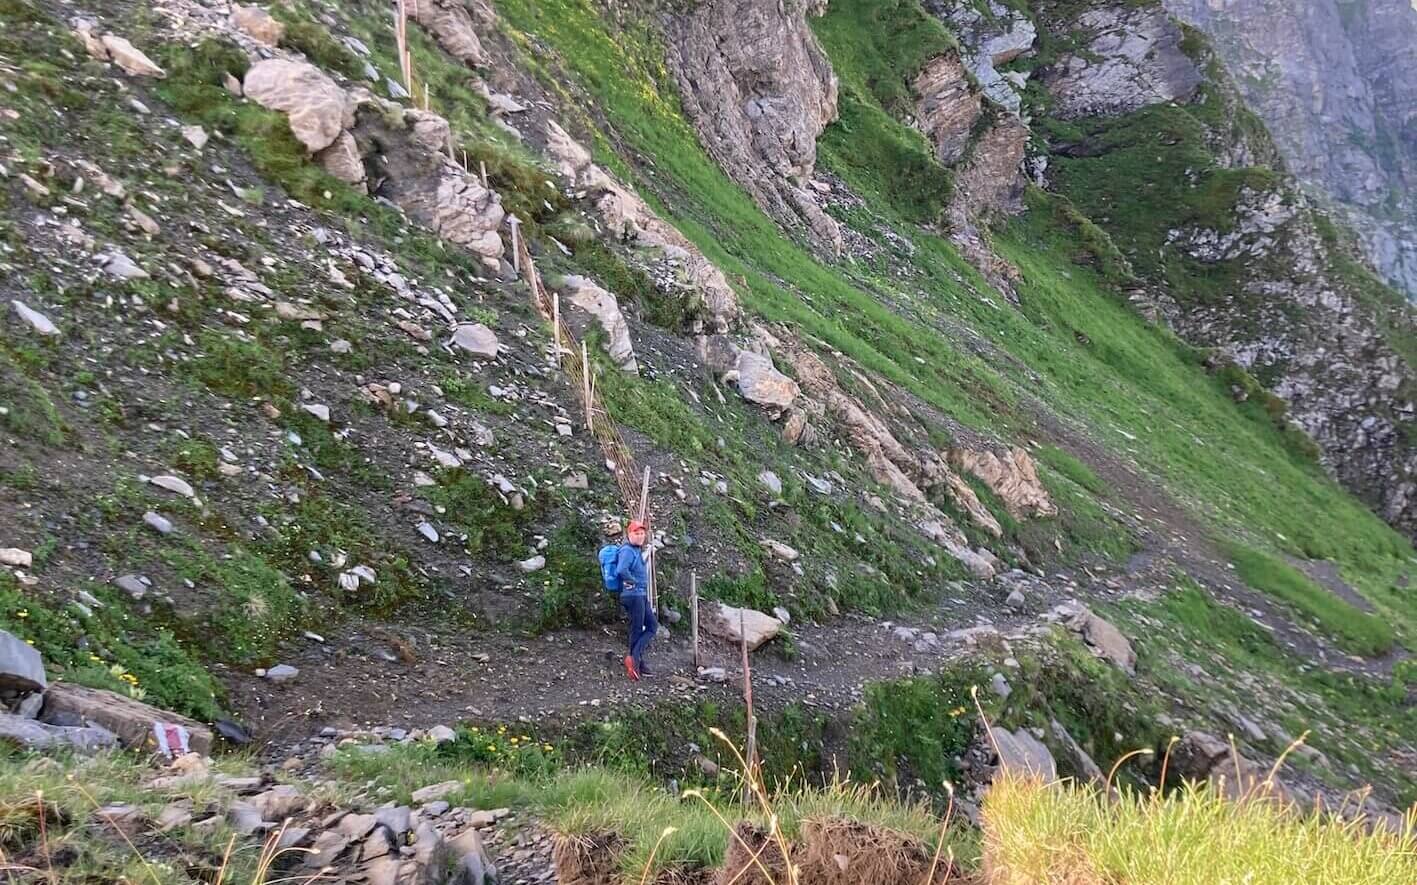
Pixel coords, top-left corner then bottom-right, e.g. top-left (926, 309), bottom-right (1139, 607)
top-left (983, 773), bottom-right (1417, 885)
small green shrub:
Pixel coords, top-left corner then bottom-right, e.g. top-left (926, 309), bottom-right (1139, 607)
top-left (257, 493), bottom-right (425, 612)
top-left (535, 515), bottom-right (609, 631)
top-left (702, 568), bottom-right (776, 611)
top-left (186, 331), bottom-right (291, 399)
top-left (274, 16), bottom-right (362, 80)
top-left (849, 664), bottom-right (987, 795)
top-left (164, 547), bottom-right (305, 666)
top-left (426, 469), bottom-right (540, 561)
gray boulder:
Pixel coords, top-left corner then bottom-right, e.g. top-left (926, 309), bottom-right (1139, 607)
top-left (0, 711), bottom-right (117, 752)
top-left (0, 630), bottom-right (46, 692)
top-left (243, 59), bottom-right (354, 153)
top-left (992, 727), bottom-right (1058, 780)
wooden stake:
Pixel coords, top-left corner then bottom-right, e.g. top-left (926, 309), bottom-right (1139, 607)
top-left (690, 572), bottom-right (700, 669)
top-left (740, 609), bottom-right (757, 793)
top-left (552, 294), bottom-right (562, 366)
top-left (479, 159), bottom-right (489, 187)
top-left (508, 216), bottom-right (522, 274)
top-left (638, 466), bottom-right (651, 523)
top-left (582, 341), bottom-right (593, 431)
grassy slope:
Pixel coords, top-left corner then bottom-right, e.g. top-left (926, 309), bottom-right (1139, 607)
top-left (493, 0), bottom-right (1415, 647)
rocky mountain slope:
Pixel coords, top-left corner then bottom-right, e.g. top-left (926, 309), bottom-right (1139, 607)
top-left (1163, 0), bottom-right (1417, 300)
top-left (2, 0), bottom-right (1416, 877)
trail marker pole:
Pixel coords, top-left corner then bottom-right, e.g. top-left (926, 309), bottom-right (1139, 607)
top-left (479, 159), bottom-right (488, 187)
top-left (740, 610), bottom-right (757, 799)
top-left (690, 572), bottom-right (700, 669)
top-left (552, 293), bottom-right (562, 367)
top-left (582, 341), bottom-right (593, 431)
top-left (508, 216), bottom-right (522, 274)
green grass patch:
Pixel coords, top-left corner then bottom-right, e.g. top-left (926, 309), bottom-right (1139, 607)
top-left (425, 468), bottom-right (540, 562)
top-left (162, 545), bottom-right (305, 667)
top-left (0, 572), bottom-right (223, 721)
top-left (850, 663), bottom-right (987, 797)
top-left (184, 330), bottom-right (292, 400)
top-left (1222, 542), bottom-right (1394, 657)
top-left (812, 0), bottom-right (956, 223)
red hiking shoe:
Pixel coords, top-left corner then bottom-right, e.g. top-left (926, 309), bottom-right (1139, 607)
top-left (623, 655), bottom-right (640, 681)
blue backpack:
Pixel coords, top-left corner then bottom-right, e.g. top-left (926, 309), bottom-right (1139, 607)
top-left (598, 544), bottom-right (622, 593)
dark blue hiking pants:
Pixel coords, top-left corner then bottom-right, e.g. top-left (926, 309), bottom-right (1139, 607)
top-left (621, 593), bottom-right (657, 670)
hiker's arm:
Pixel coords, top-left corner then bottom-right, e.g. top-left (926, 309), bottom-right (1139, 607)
top-left (615, 547), bottom-right (637, 592)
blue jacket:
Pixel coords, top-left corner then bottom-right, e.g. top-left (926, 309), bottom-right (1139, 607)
top-left (615, 543), bottom-right (648, 597)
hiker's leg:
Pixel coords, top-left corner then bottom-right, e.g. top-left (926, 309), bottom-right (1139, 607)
top-left (622, 595), bottom-right (639, 651)
top-left (627, 595), bottom-right (648, 650)
top-left (633, 605), bottom-right (658, 667)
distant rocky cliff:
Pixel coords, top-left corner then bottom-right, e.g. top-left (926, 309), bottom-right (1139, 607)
top-left (1163, 0), bottom-right (1417, 299)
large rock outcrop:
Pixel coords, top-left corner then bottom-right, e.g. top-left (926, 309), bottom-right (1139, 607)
top-left (351, 106), bottom-right (504, 261)
top-left (1039, 2), bottom-right (1417, 539)
top-left (665, 0), bottom-right (842, 252)
top-left (913, 55), bottom-right (981, 166)
top-left (243, 59), bottom-right (355, 153)
top-left (1160, 188), bottom-right (1417, 534)
top-left (951, 446), bottom-right (1057, 520)
top-left (1042, 4), bottom-right (1203, 120)
top-left (560, 275), bottom-right (638, 372)
top-left (932, 0), bottom-right (1037, 115)
top-left (777, 341), bottom-right (1003, 572)
top-left (408, 0), bottom-right (493, 69)
top-left (1162, 0), bottom-right (1417, 299)
top-left (543, 121), bottom-right (739, 331)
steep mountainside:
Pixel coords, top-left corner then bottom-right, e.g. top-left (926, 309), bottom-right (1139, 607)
top-left (1, 1), bottom-right (1416, 877)
top-left (1163, 0), bottom-right (1417, 299)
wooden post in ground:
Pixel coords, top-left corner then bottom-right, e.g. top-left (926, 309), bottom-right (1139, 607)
top-left (740, 609), bottom-right (757, 799)
top-left (479, 159), bottom-right (488, 187)
top-left (581, 341), bottom-right (593, 431)
top-left (552, 293), bottom-right (562, 367)
top-left (508, 216), bottom-right (522, 274)
top-left (690, 572), bottom-right (700, 669)
top-left (638, 466), bottom-right (655, 609)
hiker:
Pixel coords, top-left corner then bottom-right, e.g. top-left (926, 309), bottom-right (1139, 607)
top-left (616, 520), bottom-right (656, 680)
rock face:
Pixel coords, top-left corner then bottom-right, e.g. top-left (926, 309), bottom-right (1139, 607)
top-left (1040, 3), bottom-right (1417, 540)
top-left (1043, 4), bottom-right (1202, 119)
top-left (948, 116), bottom-right (1029, 223)
top-left (95, 33), bottom-right (167, 78)
top-left (543, 121), bottom-right (739, 332)
top-left (561, 276), bottom-right (638, 372)
top-left (243, 60), bottom-right (355, 153)
top-left (665, 0), bottom-right (842, 252)
top-left (913, 55), bottom-right (981, 166)
top-left (1169, 730), bottom-right (1286, 802)
top-left (41, 682), bottom-right (214, 755)
top-left (1054, 602), bottom-right (1136, 675)
top-left (992, 727), bottom-right (1058, 780)
top-left (0, 712), bottom-right (117, 752)
top-left (1163, 0), bottom-right (1417, 299)
top-left (780, 343), bottom-right (1002, 571)
top-left (933, 0), bottom-right (1037, 115)
top-left (409, 0), bottom-right (492, 68)
top-left (352, 106), bottom-right (505, 260)
top-left (951, 446), bottom-right (1056, 519)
